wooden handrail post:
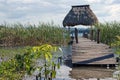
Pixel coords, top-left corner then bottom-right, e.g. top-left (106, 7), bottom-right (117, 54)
top-left (97, 29), bottom-right (100, 44)
top-left (94, 29), bottom-right (97, 41)
top-left (75, 28), bottom-right (78, 43)
top-left (90, 29), bottom-right (94, 40)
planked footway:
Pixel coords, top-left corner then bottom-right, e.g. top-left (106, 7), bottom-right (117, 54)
top-left (72, 37), bottom-right (117, 65)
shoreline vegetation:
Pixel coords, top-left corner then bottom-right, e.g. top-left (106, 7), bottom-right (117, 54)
top-left (0, 21), bottom-right (120, 79)
top-left (0, 22), bottom-right (71, 61)
top-left (0, 22), bottom-right (71, 80)
top-left (95, 21), bottom-right (120, 46)
top-left (0, 22), bottom-right (70, 47)
top-left (0, 44), bottom-right (61, 80)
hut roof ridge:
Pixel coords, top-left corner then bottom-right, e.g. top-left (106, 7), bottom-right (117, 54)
top-left (72, 5), bottom-right (89, 7)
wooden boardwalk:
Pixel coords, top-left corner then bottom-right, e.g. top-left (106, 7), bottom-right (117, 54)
top-left (72, 37), bottom-right (116, 65)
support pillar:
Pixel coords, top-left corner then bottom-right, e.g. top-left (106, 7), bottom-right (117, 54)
top-left (97, 29), bottom-right (100, 44)
top-left (90, 29), bottom-right (94, 40)
top-left (75, 28), bottom-right (78, 43)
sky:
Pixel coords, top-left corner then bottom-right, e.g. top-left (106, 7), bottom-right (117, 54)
top-left (0, 0), bottom-right (120, 26)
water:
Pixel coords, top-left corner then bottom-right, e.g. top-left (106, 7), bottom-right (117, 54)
top-left (70, 33), bottom-right (83, 37)
top-left (59, 45), bottom-right (118, 80)
top-left (61, 45), bottom-right (72, 60)
top-left (23, 45), bottom-right (118, 80)
top-left (53, 65), bottom-right (74, 80)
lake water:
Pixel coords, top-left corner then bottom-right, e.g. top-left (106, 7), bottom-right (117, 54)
top-left (59, 45), bottom-right (118, 80)
top-left (23, 45), bottom-right (118, 80)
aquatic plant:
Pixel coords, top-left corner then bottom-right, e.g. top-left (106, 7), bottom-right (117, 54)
top-left (111, 36), bottom-right (120, 79)
top-left (0, 44), bottom-right (61, 80)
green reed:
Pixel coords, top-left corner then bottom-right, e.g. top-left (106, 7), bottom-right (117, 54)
top-left (0, 23), bottom-right (70, 47)
top-left (95, 21), bottom-right (120, 46)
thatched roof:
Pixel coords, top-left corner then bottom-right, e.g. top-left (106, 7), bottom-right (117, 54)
top-left (63, 5), bottom-right (98, 27)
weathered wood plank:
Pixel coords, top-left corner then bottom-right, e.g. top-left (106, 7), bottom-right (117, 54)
top-left (70, 67), bottom-right (114, 79)
top-left (72, 37), bottom-right (116, 65)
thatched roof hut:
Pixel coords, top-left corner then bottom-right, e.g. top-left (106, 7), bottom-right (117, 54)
top-left (63, 5), bottom-right (98, 27)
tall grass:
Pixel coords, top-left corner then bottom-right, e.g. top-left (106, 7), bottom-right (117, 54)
top-left (95, 21), bottom-right (120, 46)
top-left (0, 23), bottom-right (70, 47)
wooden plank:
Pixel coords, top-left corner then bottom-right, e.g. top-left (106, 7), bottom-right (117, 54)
top-left (70, 67), bottom-right (114, 79)
top-left (72, 37), bottom-right (116, 65)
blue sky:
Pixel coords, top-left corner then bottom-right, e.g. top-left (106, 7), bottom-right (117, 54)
top-left (0, 0), bottom-right (120, 26)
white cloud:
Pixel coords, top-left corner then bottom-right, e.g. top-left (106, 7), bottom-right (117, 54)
top-left (106, 4), bottom-right (120, 21)
top-left (6, 0), bottom-right (21, 4)
top-left (15, 6), bottom-right (29, 11)
top-left (85, 0), bottom-right (101, 4)
top-left (104, 0), bottom-right (114, 4)
top-left (6, 0), bottom-right (36, 4)
top-left (108, 4), bottom-right (120, 15)
top-left (0, 0), bottom-right (119, 25)
top-left (0, 12), bottom-right (6, 17)
top-left (22, 0), bottom-right (36, 3)
top-left (39, 1), bottom-right (53, 7)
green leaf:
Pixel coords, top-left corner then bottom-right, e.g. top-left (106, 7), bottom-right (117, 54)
top-left (45, 70), bottom-right (50, 75)
top-left (116, 36), bottom-right (120, 40)
top-left (36, 67), bottom-right (43, 71)
top-left (47, 52), bottom-right (52, 59)
top-left (57, 63), bottom-right (60, 69)
top-left (52, 62), bottom-right (55, 66)
top-left (45, 53), bottom-right (49, 61)
top-left (52, 70), bottom-right (56, 78)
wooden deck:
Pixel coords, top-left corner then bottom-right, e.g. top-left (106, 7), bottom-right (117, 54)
top-left (72, 37), bottom-right (117, 65)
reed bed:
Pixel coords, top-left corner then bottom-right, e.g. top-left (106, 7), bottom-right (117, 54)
top-left (95, 21), bottom-right (120, 46)
top-left (0, 23), bottom-right (70, 47)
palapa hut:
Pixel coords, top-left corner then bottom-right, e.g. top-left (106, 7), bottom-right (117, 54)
top-left (63, 5), bottom-right (98, 43)
top-left (63, 5), bottom-right (98, 27)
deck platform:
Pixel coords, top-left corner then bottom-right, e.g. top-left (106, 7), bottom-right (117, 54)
top-left (72, 37), bottom-right (117, 65)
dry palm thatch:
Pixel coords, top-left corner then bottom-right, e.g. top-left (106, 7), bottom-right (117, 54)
top-left (63, 5), bottom-right (98, 27)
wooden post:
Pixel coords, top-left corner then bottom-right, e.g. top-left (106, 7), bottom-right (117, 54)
top-left (38, 73), bottom-right (41, 80)
top-left (50, 72), bottom-right (52, 80)
top-left (68, 26), bottom-right (70, 32)
top-left (90, 29), bottom-right (94, 40)
top-left (53, 65), bottom-right (56, 71)
top-left (97, 29), bottom-right (100, 44)
top-left (94, 29), bottom-right (97, 41)
top-left (75, 28), bottom-right (78, 43)
top-left (36, 76), bottom-right (38, 80)
top-left (48, 77), bottom-right (52, 80)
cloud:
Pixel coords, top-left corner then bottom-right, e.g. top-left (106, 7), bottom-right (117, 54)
top-left (89, 0), bottom-right (120, 22)
top-left (0, 12), bottom-right (6, 18)
top-left (85, 0), bottom-right (101, 4)
top-left (22, 0), bottom-right (37, 3)
top-left (108, 4), bottom-right (120, 15)
top-left (0, 0), bottom-right (119, 25)
top-left (15, 6), bottom-right (29, 11)
top-left (112, 0), bottom-right (120, 4)
top-left (105, 4), bottom-right (120, 21)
